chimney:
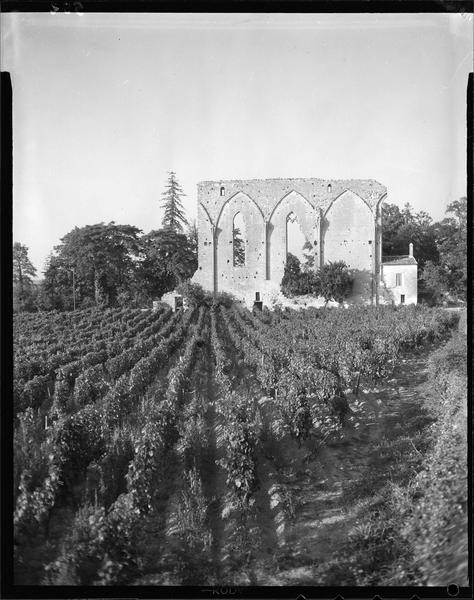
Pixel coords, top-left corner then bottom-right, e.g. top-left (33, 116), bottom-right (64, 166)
top-left (409, 242), bottom-right (413, 257)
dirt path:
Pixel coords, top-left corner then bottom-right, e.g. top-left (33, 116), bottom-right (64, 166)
top-left (255, 346), bottom-right (435, 585)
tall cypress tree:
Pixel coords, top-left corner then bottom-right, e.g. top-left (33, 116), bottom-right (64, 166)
top-left (161, 171), bottom-right (188, 233)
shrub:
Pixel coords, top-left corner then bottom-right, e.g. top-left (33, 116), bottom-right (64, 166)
top-left (212, 291), bottom-right (235, 308)
top-left (281, 254), bottom-right (320, 296)
top-left (54, 405), bottom-right (105, 489)
top-left (175, 282), bottom-right (212, 307)
top-left (404, 333), bottom-right (467, 584)
top-left (281, 254), bottom-right (302, 297)
top-left (217, 393), bottom-right (261, 509)
top-left (73, 365), bottom-right (109, 408)
top-left (281, 256), bottom-right (352, 302)
top-left (319, 261), bottom-right (353, 304)
top-left (44, 494), bottom-right (140, 585)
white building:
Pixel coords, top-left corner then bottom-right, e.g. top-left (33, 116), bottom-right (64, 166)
top-left (381, 243), bottom-right (418, 305)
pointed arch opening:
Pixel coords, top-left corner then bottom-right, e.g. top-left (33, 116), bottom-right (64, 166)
top-left (286, 212), bottom-right (308, 267)
top-left (233, 212), bottom-right (246, 267)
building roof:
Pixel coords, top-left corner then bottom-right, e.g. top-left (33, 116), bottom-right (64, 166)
top-left (382, 255), bottom-right (418, 266)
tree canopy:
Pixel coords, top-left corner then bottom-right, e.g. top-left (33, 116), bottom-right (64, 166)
top-left (40, 223), bottom-right (142, 310)
top-left (139, 228), bottom-right (197, 299)
top-left (420, 198), bottom-right (467, 302)
top-left (382, 202), bottom-right (438, 268)
top-left (13, 243), bottom-right (37, 312)
top-left (382, 198), bottom-right (467, 303)
top-left (319, 261), bottom-right (353, 304)
top-left (15, 192), bottom-right (466, 312)
top-left (38, 223), bottom-right (197, 310)
top-left (58, 222), bottom-right (142, 305)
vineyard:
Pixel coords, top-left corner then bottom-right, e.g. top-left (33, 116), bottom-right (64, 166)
top-left (13, 301), bottom-right (462, 585)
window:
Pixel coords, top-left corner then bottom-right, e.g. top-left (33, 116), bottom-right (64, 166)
top-left (286, 212), bottom-right (307, 262)
top-left (255, 292), bottom-right (260, 302)
top-left (396, 273), bottom-right (402, 286)
top-left (233, 212), bottom-right (246, 267)
top-left (400, 294), bottom-right (405, 304)
top-left (220, 186), bottom-right (225, 196)
top-left (327, 183), bottom-right (332, 193)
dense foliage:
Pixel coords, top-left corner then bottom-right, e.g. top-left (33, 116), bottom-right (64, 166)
top-left (14, 172), bottom-right (197, 313)
top-left (382, 198), bottom-right (466, 303)
top-left (12, 301), bottom-right (462, 585)
top-left (15, 194), bottom-right (466, 313)
top-left (13, 242), bottom-right (37, 312)
top-left (382, 202), bottom-right (438, 268)
top-left (25, 222), bottom-right (197, 312)
top-left (405, 333), bottom-right (467, 583)
top-left (421, 199), bottom-right (467, 302)
top-left (281, 254), bottom-right (353, 303)
top-left (140, 229), bottom-right (197, 299)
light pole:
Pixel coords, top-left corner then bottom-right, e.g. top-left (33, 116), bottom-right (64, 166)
top-left (71, 268), bottom-right (76, 311)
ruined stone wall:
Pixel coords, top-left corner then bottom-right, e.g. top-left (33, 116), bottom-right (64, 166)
top-left (191, 178), bottom-right (387, 305)
top-left (322, 190), bottom-right (377, 298)
top-left (268, 191), bottom-right (318, 286)
top-left (192, 202), bottom-right (215, 292)
top-left (214, 192), bottom-right (266, 299)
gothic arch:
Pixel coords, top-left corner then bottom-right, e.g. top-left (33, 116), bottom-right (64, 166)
top-left (268, 190), bottom-right (314, 225)
top-left (322, 189), bottom-right (374, 274)
top-left (376, 192), bottom-right (387, 210)
top-left (232, 211), bottom-right (246, 267)
top-left (215, 191), bottom-right (264, 231)
top-left (213, 191), bottom-right (266, 294)
top-left (285, 211), bottom-right (308, 263)
top-left (323, 189), bottom-right (372, 218)
top-left (267, 190), bottom-right (317, 283)
top-left (199, 202), bottom-right (214, 228)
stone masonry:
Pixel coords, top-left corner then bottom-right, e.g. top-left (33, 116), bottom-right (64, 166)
top-left (191, 178), bottom-right (388, 306)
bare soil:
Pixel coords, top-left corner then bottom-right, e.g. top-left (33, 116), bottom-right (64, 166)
top-left (248, 346), bottom-right (435, 584)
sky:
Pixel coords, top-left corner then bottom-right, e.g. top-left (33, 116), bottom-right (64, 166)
top-left (1, 12), bottom-right (472, 276)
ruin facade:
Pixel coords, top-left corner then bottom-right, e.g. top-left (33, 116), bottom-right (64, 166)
top-left (191, 178), bottom-right (390, 306)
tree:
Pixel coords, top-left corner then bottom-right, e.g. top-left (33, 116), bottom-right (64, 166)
top-left (187, 220), bottom-right (199, 260)
top-left (383, 199), bottom-right (467, 303)
top-left (139, 229), bottom-right (197, 299)
top-left (161, 172), bottom-right (188, 233)
top-left (281, 253), bottom-right (321, 297)
top-left (382, 203), bottom-right (405, 256)
top-left (39, 254), bottom-right (74, 311)
top-left (421, 197), bottom-right (467, 302)
top-left (319, 261), bottom-right (353, 304)
top-left (382, 202), bottom-right (438, 268)
top-left (420, 261), bottom-right (446, 305)
top-left (233, 227), bottom-right (245, 266)
top-left (13, 243), bottom-right (37, 312)
top-left (281, 253), bottom-right (303, 297)
top-left (43, 223), bottom-right (142, 308)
